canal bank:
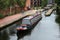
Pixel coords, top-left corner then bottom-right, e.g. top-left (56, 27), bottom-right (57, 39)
top-left (0, 10), bottom-right (60, 40)
top-left (0, 10), bottom-right (37, 29)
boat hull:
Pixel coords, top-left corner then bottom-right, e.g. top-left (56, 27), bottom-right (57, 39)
top-left (17, 13), bottom-right (42, 31)
top-left (17, 17), bottom-right (42, 31)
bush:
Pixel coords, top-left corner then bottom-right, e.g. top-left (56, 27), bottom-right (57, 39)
top-left (41, 0), bottom-right (48, 8)
top-left (55, 0), bottom-right (60, 15)
top-left (0, 13), bottom-right (4, 19)
top-left (17, 0), bottom-right (26, 8)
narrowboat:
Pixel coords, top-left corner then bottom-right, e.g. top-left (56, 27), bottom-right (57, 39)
top-left (16, 12), bottom-right (42, 31)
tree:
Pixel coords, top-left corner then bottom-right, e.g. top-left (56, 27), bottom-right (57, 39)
top-left (0, 0), bottom-right (10, 10)
top-left (41, 0), bottom-right (48, 8)
top-left (0, 0), bottom-right (18, 16)
top-left (55, 0), bottom-right (60, 15)
top-left (55, 0), bottom-right (60, 24)
top-left (9, 0), bottom-right (17, 15)
top-left (0, 0), bottom-right (10, 17)
top-left (16, 0), bottom-right (26, 11)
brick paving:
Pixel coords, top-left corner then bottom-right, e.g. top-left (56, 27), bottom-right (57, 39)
top-left (0, 10), bottom-right (37, 28)
top-left (0, 14), bottom-right (24, 28)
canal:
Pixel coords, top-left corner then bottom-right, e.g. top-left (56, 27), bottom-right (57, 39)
top-left (0, 11), bottom-right (60, 40)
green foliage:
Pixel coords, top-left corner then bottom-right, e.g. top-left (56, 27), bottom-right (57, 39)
top-left (9, 0), bottom-right (17, 6)
top-left (0, 13), bottom-right (4, 19)
top-left (56, 0), bottom-right (60, 15)
top-left (0, 0), bottom-right (17, 10)
top-left (55, 0), bottom-right (59, 3)
top-left (0, 0), bottom-right (26, 16)
top-left (55, 0), bottom-right (60, 25)
top-left (41, 0), bottom-right (48, 8)
top-left (0, 0), bottom-right (10, 10)
top-left (0, 0), bottom-right (26, 9)
top-left (16, 0), bottom-right (26, 8)
top-left (0, 0), bottom-right (5, 10)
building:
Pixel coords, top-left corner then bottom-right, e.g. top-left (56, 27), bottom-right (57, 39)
top-left (25, 0), bottom-right (41, 10)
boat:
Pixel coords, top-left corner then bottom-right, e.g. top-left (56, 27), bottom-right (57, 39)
top-left (16, 11), bottom-right (42, 31)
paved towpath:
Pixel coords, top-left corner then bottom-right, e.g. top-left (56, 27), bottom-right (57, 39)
top-left (0, 10), bottom-right (37, 28)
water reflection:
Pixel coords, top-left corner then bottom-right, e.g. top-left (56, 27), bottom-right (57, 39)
top-left (55, 16), bottom-right (60, 25)
top-left (0, 30), bottom-right (9, 40)
top-left (16, 18), bottom-right (41, 40)
top-left (0, 19), bottom-right (35, 40)
top-left (17, 30), bottom-right (32, 40)
top-left (55, 12), bottom-right (60, 38)
top-left (55, 14), bottom-right (60, 31)
top-left (0, 20), bottom-right (22, 40)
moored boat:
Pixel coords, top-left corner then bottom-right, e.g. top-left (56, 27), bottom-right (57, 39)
top-left (16, 11), bottom-right (42, 31)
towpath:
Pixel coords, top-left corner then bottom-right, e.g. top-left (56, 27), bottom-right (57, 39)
top-left (0, 10), bottom-right (37, 28)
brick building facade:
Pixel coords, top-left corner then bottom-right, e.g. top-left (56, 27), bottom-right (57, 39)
top-left (25, 0), bottom-right (41, 8)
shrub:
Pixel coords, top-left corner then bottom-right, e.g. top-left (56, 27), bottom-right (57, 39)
top-left (41, 0), bottom-right (48, 8)
top-left (0, 13), bottom-right (4, 19)
top-left (17, 0), bottom-right (26, 11)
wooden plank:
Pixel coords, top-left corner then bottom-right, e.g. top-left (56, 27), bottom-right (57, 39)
top-left (45, 8), bottom-right (54, 16)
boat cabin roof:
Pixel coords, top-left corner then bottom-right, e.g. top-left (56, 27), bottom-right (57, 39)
top-left (24, 13), bottom-right (40, 20)
top-left (24, 16), bottom-right (33, 19)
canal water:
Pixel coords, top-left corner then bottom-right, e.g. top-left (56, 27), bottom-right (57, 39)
top-left (0, 11), bottom-right (60, 40)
